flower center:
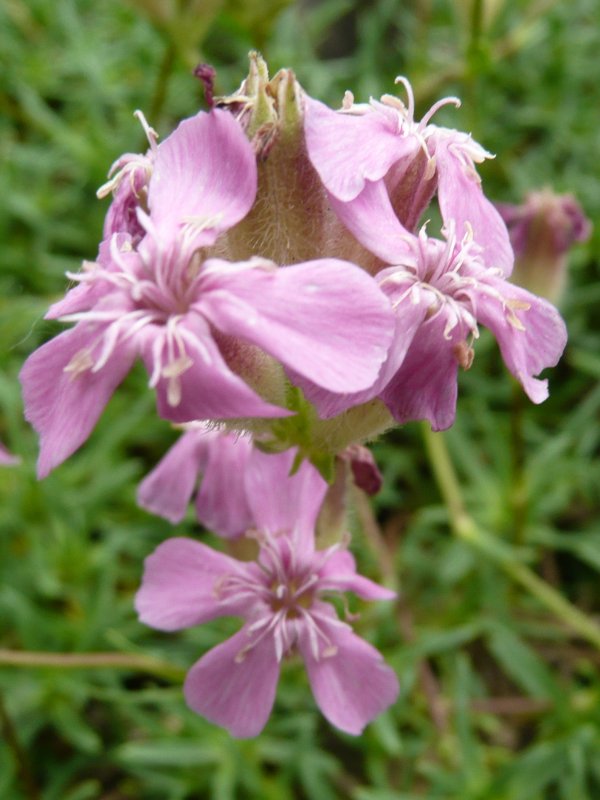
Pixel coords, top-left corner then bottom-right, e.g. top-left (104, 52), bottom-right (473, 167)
top-left (216, 531), bottom-right (344, 664)
top-left (381, 223), bottom-right (531, 358)
top-left (59, 234), bottom-right (205, 406)
top-left (269, 575), bottom-right (317, 618)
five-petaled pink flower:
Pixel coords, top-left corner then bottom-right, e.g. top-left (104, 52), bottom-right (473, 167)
top-left (299, 202), bottom-right (568, 429)
top-left (135, 449), bottom-right (399, 737)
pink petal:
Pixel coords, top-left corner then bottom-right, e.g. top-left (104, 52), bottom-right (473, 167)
top-left (138, 426), bottom-right (255, 534)
top-left (296, 284), bottom-right (427, 419)
top-left (244, 449), bottom-right (328, 557)
top-left (198, 258), bottom-right (394, 394)
top-left (475, 279), bottom-right (568, 403)
top-left (434, 137), bottom-right (514, 276)
top-left (304, 97), bottom-right (418, 202)
top-left (147, 110), bottom-right (257, 251)
top-left (142, 315), bottom-right (290, 423)
top-left (20, 326), bottom-right (136, 478)
top-left (195, 432), bottom-right (254, 538)
top-left (135, 537), bottom-right (245, 630)
top-left (46, 281), bottom-right (103, 320)
top-left (184, 628), bottom-right (280, 738)
top-left (103, 159), bottom-right (150, 242)
top-left (327, 180), bottom-right (414, 265)
top-left (299, 617), bottom-right (399, 735)
top-left (318, 550), bottom-right (396, 601)
top-left (137, 430), bottom-right (211, 523)
top-left (379, 312), bottom-right (460, 430)
top-left (46, 236), bottom-right (137, 320)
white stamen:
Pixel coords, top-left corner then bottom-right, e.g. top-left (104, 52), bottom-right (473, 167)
top-left (133, 109), bottom-right (159, 153)
top-left (419, 95), bottom-right (461, 129)
top-left (393, 75), bottom-right (415, 121)
top-left (342, 90), bottom-right (354, 110)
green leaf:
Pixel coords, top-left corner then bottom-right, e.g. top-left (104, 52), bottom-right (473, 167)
top-left (116, 739), bottom-right (221, 767)
top-left (486, 623), bottom-right (563, 703)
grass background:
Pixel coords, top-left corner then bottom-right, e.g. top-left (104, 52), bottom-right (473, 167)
top-left (1, 0), bottom-right (599, 797)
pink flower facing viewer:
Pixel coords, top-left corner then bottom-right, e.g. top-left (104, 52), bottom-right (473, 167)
top-left (299, 193), bottom-right (568, 430)
top-left (135, 448), bottom-right (399, 737)
top-left (374, 224), bottom-right (568, 430)
top-left (20, 108), bottom-right (395, 478)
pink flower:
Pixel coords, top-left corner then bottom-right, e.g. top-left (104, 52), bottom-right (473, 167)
top-left (299, 196), bottom-right (567, 429)
top-left (374, 225), bottom-right (567, 428)
top-left (137, 424), bottom-right (254, 537)
top-left (21, 108), bottom-right (394, 477)
top-left (135, 449), bottom-right (398, 737)
top-left (304, 77), bottom-right (513, 275)
top-left (137, 427), bottom-right (386, 532)
top-left (137, 424), bottom-right (385, 543)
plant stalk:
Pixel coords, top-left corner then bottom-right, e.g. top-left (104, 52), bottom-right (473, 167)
top-left (0, 649), bottom-right (185, 680)
top-left (422, 424), bottom-right (600, 651)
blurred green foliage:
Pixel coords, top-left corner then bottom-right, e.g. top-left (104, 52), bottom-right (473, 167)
top-left (1, 0), bottom-right (599, 797)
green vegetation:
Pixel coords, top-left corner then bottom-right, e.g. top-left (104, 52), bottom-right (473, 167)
top-left (1, 0), bottom-right (599, 797)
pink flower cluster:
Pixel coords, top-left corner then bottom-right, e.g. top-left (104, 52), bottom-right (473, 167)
top-left (20, 58), bottom-right (569, 737)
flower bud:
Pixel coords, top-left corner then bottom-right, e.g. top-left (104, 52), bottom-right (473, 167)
top-left (498, 189), bottom-right (591, 304)
top-left (344, 444), bottom-right (383, 496)
top-left (214, 53), bottom-right (378, 271)
top-left (214, 52), bottom-right (326, 266)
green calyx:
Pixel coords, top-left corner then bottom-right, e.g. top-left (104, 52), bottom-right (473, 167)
top-left (254, 385), bottom-right (394, 483)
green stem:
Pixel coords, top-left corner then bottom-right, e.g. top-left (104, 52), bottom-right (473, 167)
top-left (149, 40), bottom-right (177, 123)
top-left (0, 650), bottom-right (185, 681)
top-left (422, 424), bottom-right (600, 651)
top-left (415, 0), bottom-right (563, 102)
top-left (469, 0), bottom-right (483, 46)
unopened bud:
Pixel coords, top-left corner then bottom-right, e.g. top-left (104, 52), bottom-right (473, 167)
top-left (194, 63), bottom-right (217, 108)
top-left (343, 444), bottom-right (383, 496)
top-left (498, 189), bottom-right (591, 304)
